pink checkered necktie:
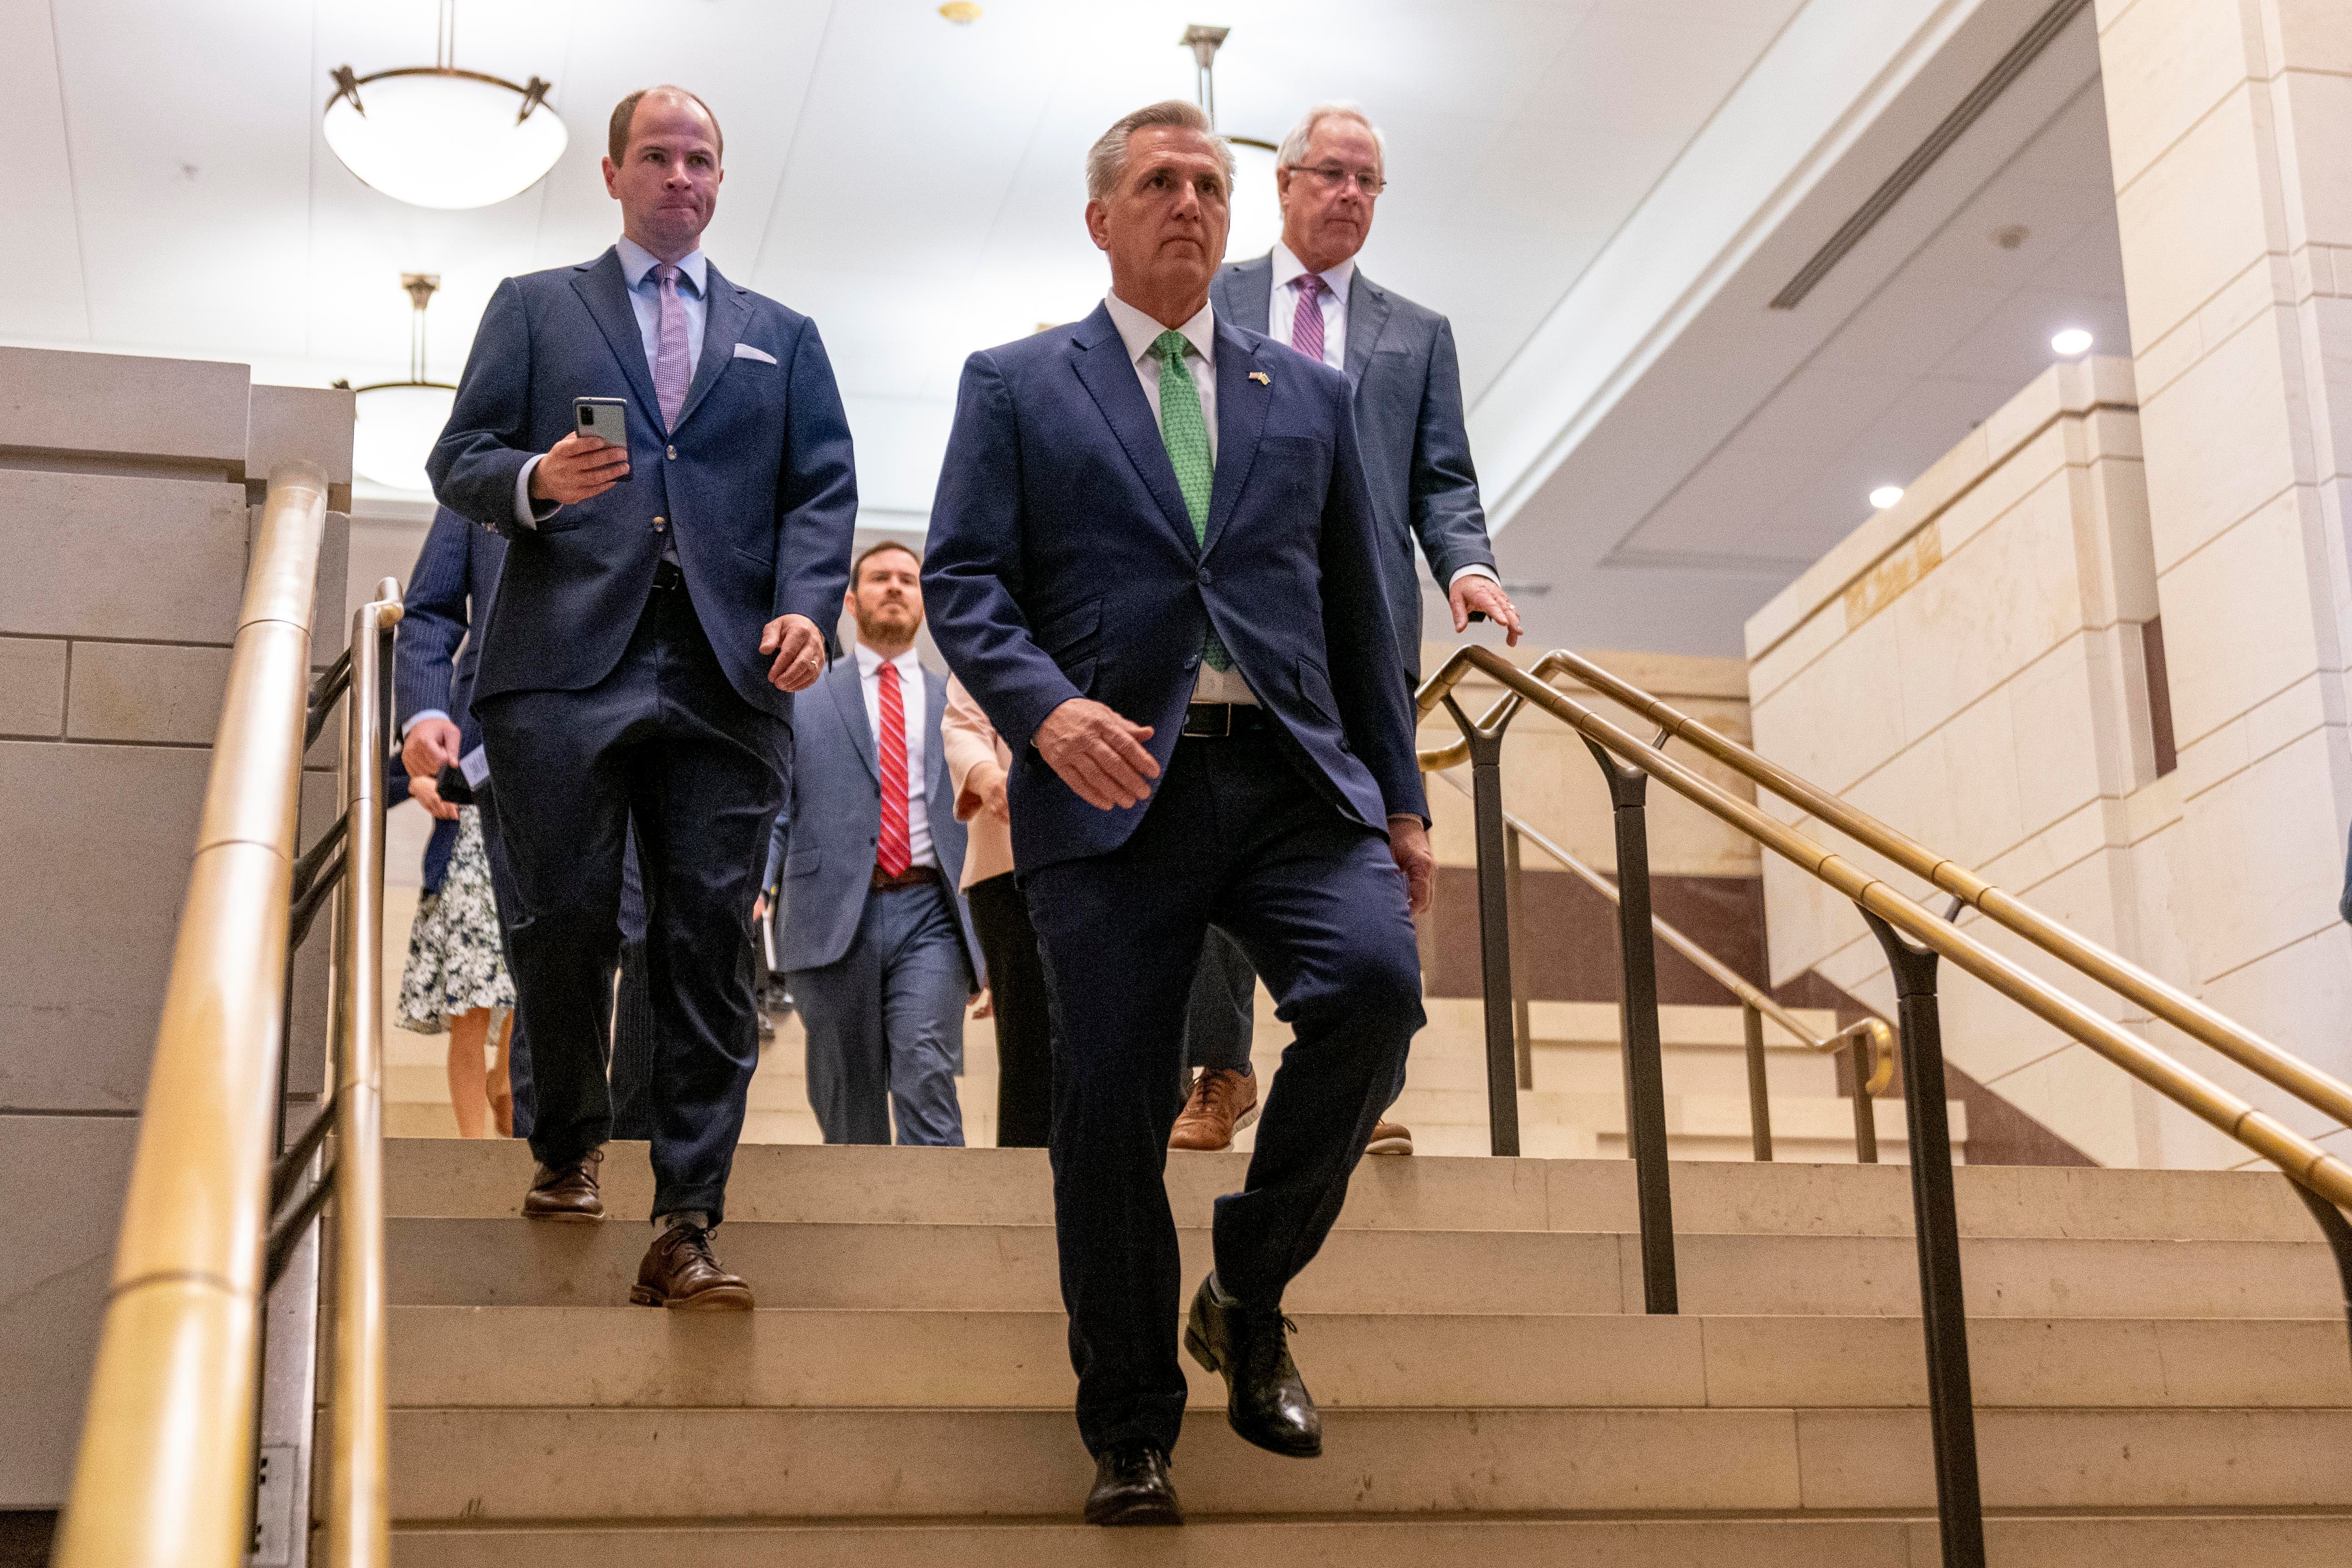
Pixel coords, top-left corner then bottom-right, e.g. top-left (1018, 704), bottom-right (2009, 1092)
top-left (1289, 272), bottom-right (1328, 366)
top-left (875, 662), bottom-right (912, 879)
top-left (653, 263), bottom-right (692, 431)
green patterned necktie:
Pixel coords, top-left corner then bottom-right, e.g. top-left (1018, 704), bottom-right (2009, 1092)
top-left (1151, 329), bottom-right (1231, 670)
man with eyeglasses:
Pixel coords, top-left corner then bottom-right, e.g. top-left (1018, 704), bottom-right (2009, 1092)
top-left (1201, 101), bottom-right (1520, 1159)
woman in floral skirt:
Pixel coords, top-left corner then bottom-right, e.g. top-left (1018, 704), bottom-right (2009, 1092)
top-left (397, 804), bottom-right (516, 1137)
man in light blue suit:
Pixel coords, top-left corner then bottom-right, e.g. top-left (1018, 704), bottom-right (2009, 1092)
top-left (1205, 101), bottom-right (1525, 1158)
top-left (427, 85), bottom-right (857, 1310)
top-left (773, 541), bottom-right (982, 1146)
top-left (924, 99), bottom-right (1434, 1527)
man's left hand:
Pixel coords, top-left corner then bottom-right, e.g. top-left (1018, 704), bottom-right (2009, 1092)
top-left (1450, 575), bottom-right (1522, 646)
top-left (1388, 815), bottom-right (1435, 915)
top-left (761, 614), bottom-right (827, 691)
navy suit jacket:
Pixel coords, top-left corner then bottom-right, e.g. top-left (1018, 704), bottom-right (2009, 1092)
top-left (388, 506), bottom-right (507, 894)
top-left (1211, 256), bottom-right (1495, 681)
top-left (922, 301), bottom-right (1427, 876)
top-left (771, 655), bottom-right (982, 983)
top-left (425, 246), bottom-right (859, 718)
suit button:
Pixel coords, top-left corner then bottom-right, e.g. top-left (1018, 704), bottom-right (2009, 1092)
top-left (1197, 568), bottom-right (1213, 586)
top-left (667, 445), bottom-right (678, 460)
top-left (653, 516), bottom-right (667, 532)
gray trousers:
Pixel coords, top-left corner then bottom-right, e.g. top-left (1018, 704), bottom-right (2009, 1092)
top-left (788, 879), bottom-right (969, 1146)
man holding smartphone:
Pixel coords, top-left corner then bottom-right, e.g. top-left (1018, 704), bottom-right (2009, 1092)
top-left (428, 83), bottom-right (857, 1309)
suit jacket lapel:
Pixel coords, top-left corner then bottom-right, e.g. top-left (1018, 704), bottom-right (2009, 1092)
top-left (570, 249), bottom-right (662, 424)
top-left (922, 667), bottom-right (953, 805)
top-left (1069, 304), bottom-right (1198, 552)
top-left (672, 264), bottom-right (751, 435)
top-left (1200, 320), bottom-right (1269, 560)
top-left (1344, 271), bottom-right (1391, 391)
top-left (827, 658), bottom-right (879, 785)
top-left (1220, 256), bottom-right (1275, 337)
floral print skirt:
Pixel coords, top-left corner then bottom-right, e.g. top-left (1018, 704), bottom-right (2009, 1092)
top-left (397, 805), bottom-right (516, 1033)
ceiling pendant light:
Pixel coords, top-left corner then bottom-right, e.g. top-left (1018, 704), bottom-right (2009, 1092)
top-left (324, 0), bottom-right (566, 209)
top-left (1181, 25), bottom-right (1282, 264)
top-left (339, 275), bottom-right (459, 495)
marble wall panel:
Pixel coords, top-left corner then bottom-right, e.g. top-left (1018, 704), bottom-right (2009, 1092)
top-left (64, 642), bottom-right (234, 746)
top-left (0, 637), bottom-right (67, 738)
top-left (0, 470), bottom-right (249, 643)
top-left (2112, 90), bottom-right (2279, 344)
top-left (2171, 728), bottom-right (2350, 985)
top-left (2094, 0), bottom-right (2252, 192)
top-left (2139, 310), bottom-right (2312, 571)
top-left (2279, 70), bottom-right (2352, 246)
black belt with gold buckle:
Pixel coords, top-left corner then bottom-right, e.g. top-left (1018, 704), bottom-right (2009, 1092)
top-left (1181, 703), bottom-right (1271, 738)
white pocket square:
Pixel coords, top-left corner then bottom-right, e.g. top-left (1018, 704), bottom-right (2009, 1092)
top-left (732, 342), bottom-right (777, 364)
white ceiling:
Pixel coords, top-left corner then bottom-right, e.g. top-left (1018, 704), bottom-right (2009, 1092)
top-left (1, 0), bottom-right (2133, 657)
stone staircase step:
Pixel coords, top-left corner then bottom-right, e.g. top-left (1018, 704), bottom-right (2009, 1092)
top-left (391, 1511), bottom-right (2352, 1568)
top-left (381, 1141), bottom-right (2322, 1241)
top-left (385, 1404), bottom-right (2352, 1521)
top-left (384, 1217), bottom-right (2342, 1319)
top-left (385, 1304), bottom-right (2352, 1411)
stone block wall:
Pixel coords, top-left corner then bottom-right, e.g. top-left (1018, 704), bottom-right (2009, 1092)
top-left (0, 346), bottom-right (352, 1506)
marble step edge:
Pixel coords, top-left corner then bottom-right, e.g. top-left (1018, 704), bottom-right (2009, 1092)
top-left (385, 1404), bottom-right (2352, 1521)
top-left (386, 1510), bottom-right (2352, 1568)
top-left (385, 1304), bottom-right (2352, 1412)
top-left (383, 1140), bottom-right (2328, 1241)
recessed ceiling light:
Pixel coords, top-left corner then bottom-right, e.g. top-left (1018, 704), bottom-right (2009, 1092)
top-left (1869, 486), bottom-right (1904, 510)
top-left (2051, 327), bottom-right (2094, 357)
top-left (939, 2), bottom-right (982, 21)
top-left (1991, 224), bottom-right (2030, 251)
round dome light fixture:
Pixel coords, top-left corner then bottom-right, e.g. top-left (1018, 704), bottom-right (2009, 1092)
top-left (1869, 485), bottom-right (1905, 510)
top-left (344, 274), bottom-right (459, 495)
top-left (324, 5), bottom-right (565, 210)
top-left (2050, 327), bottom-right (2094, 357)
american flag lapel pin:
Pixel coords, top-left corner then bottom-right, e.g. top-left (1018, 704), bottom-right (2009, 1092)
top-left (1248, 370), bottom-right (1270, 386)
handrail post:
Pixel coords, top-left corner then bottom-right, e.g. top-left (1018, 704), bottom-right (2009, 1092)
top-left (1860, 909), bottom-right (1984, 1568)
top-left (1440, 694), bottom-right (1522, 1157)
top-left (1742, 1004), bottom-right (1773, 1162)
top-left (1505, 823), bottom-right (1533, 1090)
top-left (1584, 738), bottom-right (1676, 1315)
top-left (1850, 1031), bottom-right (1881, 1164)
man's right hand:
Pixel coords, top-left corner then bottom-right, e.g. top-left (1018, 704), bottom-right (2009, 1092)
top-left (1033, 698), bottom-right (1158, 811)
top-left (529, 431), bottom-right (630, 505)
top-left (401, 717), bottom-right (463, 822)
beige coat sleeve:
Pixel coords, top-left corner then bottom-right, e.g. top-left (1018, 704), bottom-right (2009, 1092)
top-left (941, 675), bottom-right (1018, 889)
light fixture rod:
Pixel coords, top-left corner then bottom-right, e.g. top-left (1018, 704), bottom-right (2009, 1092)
top-left (1181, 24), bottom-right (1228, 129)
top-left (402, 274), bottom-right (440, 384)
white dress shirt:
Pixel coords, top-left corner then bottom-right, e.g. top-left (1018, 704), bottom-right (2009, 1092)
top-left (857, 641), bottom-right (934, 869)
top-left (1267, 241), bottom-right (1354, 372)
top-left (513, 236), bottom-right (710, 527)
top-left (1101, 292), bottom-right (1252, 704)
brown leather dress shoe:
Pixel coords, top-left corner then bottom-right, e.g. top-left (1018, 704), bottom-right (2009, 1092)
top-left (522, 1148), bottom-right (605, 1221)
top-left (1366, 1119), bottom-right (1414, 1156)
top-left (631, 1222), bottom-right (754, 1311)
top-left (1168, 1068), bottom-right (1259, 1152)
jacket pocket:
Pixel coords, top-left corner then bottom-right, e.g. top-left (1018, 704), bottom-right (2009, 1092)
top-left (784, 849), bottom-right (822, 879)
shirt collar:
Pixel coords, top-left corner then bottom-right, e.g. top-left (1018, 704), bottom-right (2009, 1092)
top-left (855, 641), bottom-right (919, 680)
top-left (617, 235), bottom-right (708, 298)
top-left (1104, 292), bottom-right (1215, 372)
top-left (1271, 241), bottom-right (1354, 304)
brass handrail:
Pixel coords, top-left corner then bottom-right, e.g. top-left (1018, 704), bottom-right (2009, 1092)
top-left (57, 465), bottom-right (330, 1568)
top-left (1421, 645), bottom-right (2352, 1133)
top-left (1419, 645), bottom-right (2352, 1208)
top-left (1430, 766), bottom-right (1894, 1095)
top-left (327, 577), bottom-right (402, 1568)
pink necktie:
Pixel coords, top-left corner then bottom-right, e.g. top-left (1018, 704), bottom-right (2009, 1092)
top-left (876, 663), bottom-right (912, 879)
top-left (653, 263), bottom-right (691, 431)
top-left (1289, 273), bottom-right (1328, 366)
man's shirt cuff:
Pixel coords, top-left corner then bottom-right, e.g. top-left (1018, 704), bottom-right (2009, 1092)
top-left (401, 709), bottom-right (452, 738)
top-left (1448, 564), bottom-right (1500, 587)
top-left (513, 456), bottom-right (560, 528)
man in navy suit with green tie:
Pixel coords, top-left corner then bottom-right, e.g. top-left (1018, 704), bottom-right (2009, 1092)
top-left (924, 99), bottom-right (1434, 1528)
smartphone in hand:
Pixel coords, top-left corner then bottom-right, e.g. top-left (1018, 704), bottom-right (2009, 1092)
top-left (573, 397), bottom-right (631, 482)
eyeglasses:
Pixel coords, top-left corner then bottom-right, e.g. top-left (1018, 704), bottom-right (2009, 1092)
top-left (1284, 163), bottom-right (1386, 195)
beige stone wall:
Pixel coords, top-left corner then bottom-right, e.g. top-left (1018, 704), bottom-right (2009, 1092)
top-left (1744, 359), bottom-right (2191, 1168)
top-left (0, 346), bottom-right (352, 1505)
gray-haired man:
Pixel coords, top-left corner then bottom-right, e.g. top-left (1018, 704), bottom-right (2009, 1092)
top-left (1195, 101), bottom-right (1520, 1158)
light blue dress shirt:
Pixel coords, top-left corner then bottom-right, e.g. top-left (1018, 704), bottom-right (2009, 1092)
top-left (512, 236), bottom-right (710, 526)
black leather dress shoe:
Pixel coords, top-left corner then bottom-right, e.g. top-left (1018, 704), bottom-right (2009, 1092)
top-left (1083, 1445), bottom-right (1182, 1526)
top-left (1184, 1272), bottom-right (1322, 1457)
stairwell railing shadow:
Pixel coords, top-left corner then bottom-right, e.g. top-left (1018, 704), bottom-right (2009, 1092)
top-left (1415, 641), bottom-right (2352, 1568)
top-left (55, 463), bottom-right (402, 1568)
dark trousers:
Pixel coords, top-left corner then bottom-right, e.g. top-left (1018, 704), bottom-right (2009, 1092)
top-left (1183, 926), bottom-right (1256, 1076)
top-left (476, 582), bottom-right (786, 1225)
top-left (1023, 729), bottom-right (1424, 1458)
top-left (968, 871), bottom-right (1055, 1149)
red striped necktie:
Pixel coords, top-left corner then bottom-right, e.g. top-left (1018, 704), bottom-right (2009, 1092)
top-left (876, 662), bottom-right (912, 878)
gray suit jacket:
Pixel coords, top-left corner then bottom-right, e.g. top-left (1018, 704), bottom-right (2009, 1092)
top-left (1210, 254), bottom-right (1497, 681)
top-left (771, 655), bottom-right (983, 983)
